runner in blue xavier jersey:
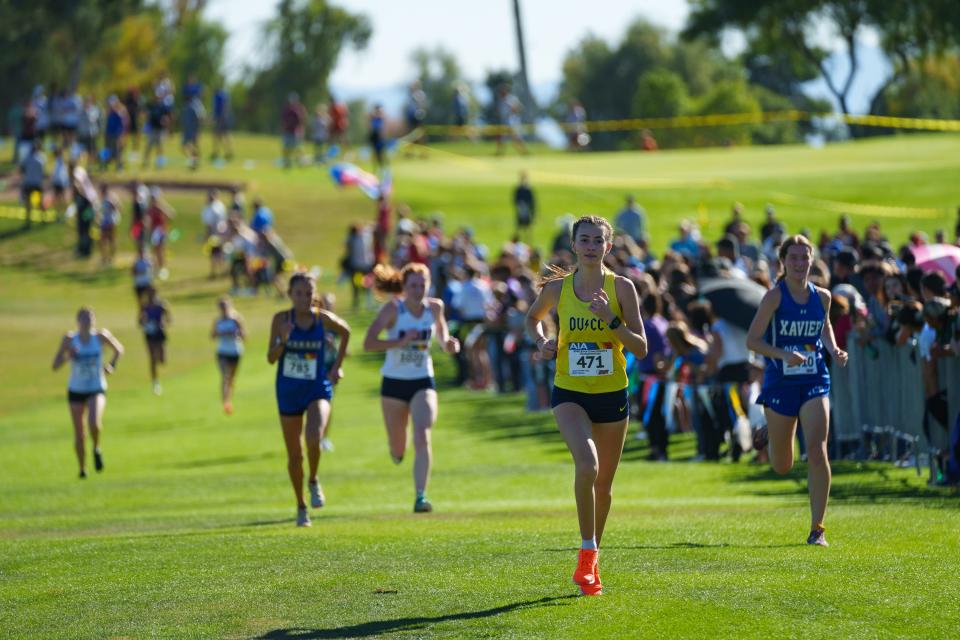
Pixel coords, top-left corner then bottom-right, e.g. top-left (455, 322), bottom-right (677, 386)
top-left (267, 272), bottom-right (350, 527)
top-left (747, 235), bottom-right (848, 546)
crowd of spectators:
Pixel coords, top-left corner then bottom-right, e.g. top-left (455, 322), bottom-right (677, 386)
top-left (7, 76), bottom-right (233, 176)
top-left (344, 193), bottom-right (960, 472)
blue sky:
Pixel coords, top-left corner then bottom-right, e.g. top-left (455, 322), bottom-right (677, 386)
top-left (206, 0), bottom-right (889, 114)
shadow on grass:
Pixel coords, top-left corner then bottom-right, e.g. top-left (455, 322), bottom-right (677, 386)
top-left (241, 518), bottom-right (295, 527)
top-left (543, 541), bottom-right (801, 551)
top-left (736, 462), bottom-right (960, 506)
top-left (253, 595), bottom-right (577, 639)
top-left (174, 451), bottom-right (277, 469)
top-left (2, 248), bottom-right (130, 287)
top-left (441, 390), bottom-right (711, 462)
top-left (0, 225), bottom-right (33, 241)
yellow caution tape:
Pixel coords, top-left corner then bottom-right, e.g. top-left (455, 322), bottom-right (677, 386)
top-left (423, 110), bottom-right (960, 136)
top-left (0, 205), bottom-right (57, 222)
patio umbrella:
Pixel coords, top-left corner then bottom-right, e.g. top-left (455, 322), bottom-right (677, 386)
top-left (910, 244), bottom-right (960, 285)
top-left (698, 277), bottom-right (767, 332)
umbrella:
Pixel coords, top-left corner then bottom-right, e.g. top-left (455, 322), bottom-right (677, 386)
top-left (698, 277), bottom-right (767, 332)
top-left (910, 243), bottom-right (960, 285)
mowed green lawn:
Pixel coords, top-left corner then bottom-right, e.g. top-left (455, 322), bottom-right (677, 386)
top-left (1, 133), bottom-right (959, 639)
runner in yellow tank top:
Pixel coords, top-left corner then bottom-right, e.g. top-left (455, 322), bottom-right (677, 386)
top-left (555, 270), bottom-right (628, 394)
top-left (526, 215), bottom-right (648, 596)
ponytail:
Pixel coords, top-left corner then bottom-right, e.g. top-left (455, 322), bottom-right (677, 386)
top-left (373, 262), bottom-right (430, 294)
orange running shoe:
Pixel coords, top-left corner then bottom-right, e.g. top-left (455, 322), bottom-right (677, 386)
top-left (579, 559), bottom-right (603, 596)
top-left (572, 549), bottom-right (598, 587)
top-left (224, 401), bottom-right (234, 416)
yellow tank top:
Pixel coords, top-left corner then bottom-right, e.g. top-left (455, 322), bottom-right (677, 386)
top-left (555, 271), bottom-right (628, 393)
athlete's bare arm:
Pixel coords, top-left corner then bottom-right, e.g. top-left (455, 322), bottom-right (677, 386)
top-left (607, 276), bottom-right (647, 359)
top-left (267, 311), bottom-right (293, 364)
top-left (318, 309), bottom-right (350, 384)
top-left (363, 301), bottom-right (414, 352)
top-left (817, 287), bottom-right (848, 367)
top-left (525, 279), bottom-right (562, 360)
top-left (52, 334), bottom-right (73, 370)
top-left (746, 287), bottom-right (805, 366)
top-left (430, 298), bottom-right (460, 354)
top-left (98, 328), bottom-right (124, 373)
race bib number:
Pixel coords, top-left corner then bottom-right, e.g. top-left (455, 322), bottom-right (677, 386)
top-left (568, 343), bottom-right (614, 377)
top-left (144, 321), bottom-right (159, 334)
top-left (784, 351), bottom-right (817, 376)
top-left (75, 359), bottom-right (99, 381)
top-left (399, 348), bottom-right (426, 368)
top-left (283, 353), bottom-right (317, 380)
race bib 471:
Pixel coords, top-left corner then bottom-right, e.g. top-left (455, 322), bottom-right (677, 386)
top-left (568, 342), bottom-right (614, 377)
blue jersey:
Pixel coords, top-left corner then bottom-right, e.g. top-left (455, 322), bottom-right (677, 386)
top-left (142, 303), bottom-right (165, 337)
top-left (275, 310), bottom-right (332, 414)
top-left (762, 279), bottom-right (830, 389)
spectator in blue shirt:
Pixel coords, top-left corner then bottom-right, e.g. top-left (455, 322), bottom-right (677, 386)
top-left (669, 220), bottom-right (701, 260)
top-left (20, 141), bottom-right (46, 227)
top-left (211, 87), bottom-right (233, 162)
top-left (102, 96), bottom-right (127, 171)
top-left (614, 195), bottom-right (647, 245)
top-left (250, 199), bottom-right (274, 234)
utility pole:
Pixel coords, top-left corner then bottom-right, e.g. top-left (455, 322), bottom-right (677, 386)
top-left (512, 0), bottom-right (537, 122)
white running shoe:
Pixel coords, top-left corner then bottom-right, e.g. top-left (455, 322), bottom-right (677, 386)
top-left (320, 438), bottom-right (335, 452)
top-left (308, 481), bottom-right (325, 508)
top-left (296, 507), bottom-right (311, 527)
top-left (734, 417), bottom-right (753, 452)
top-left (153, 382), bottom-right (162, 396)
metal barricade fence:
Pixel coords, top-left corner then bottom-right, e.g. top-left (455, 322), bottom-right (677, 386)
top-left (833, 331), bottom-right (960, 480)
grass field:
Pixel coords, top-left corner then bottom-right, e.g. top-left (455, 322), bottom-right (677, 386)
top-left (1, 133), bottom-right (959, 639)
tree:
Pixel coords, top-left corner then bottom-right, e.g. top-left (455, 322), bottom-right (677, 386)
top-left (691, 79), bottom-right (762, 147)
top-left (408, 47), bottom-right (466, 126)
top-left (481, 68), bottom-right (515, 131)
top-left (235, 0), bottom-right (371, 132)
top-left (878, 54), bottom-right (960, 121)
top-left (80, 12), bottom-right (168, 98)
top-left (511, 0), bottom-right (536, 121)
top-left (557, 21), bottom-right (671, 149)
top-left (631, 69), bottom-right (693, 148)
top-left (684, 0), bottom-right (960, 135)
top-left (167, 15), bottom-right (229, 95)
top-left (557, 17), bottom-right (804, 150)
top-left (0, 0), bottom-right (142, 118)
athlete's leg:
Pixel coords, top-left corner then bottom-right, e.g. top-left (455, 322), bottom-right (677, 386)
top-left (381, 397), bottom-right (411, 462)
top-left (217, 357), bottom-right (228, 403)
top-left (87, 393), bottom-right (105, 450)
top-left (68, 401), bottom-right (86, 473)
top-left (799, 395), bottom-right (831, 529)
top-left (410, 389), bottom-right (438, 495)
top-left (279, 413), bottom-right (307, 508)
top-left (554, 403), bottom-right (598, 541)
top-left (765, 407), bottom-right (799, 475)
top-left (303, 399), bottom-right (330, 482)
top-left (225, 359), bottom-right (238, 405)
top-left (591, 418), bottom-right (629, 546)
top-left (148, 342), bottom-right (159, 383)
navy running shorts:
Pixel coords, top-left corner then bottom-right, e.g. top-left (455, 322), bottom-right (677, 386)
top-left (551, 386), bottom-right (629, 423)
top-left (68, 390), bottom-right (104, 404)
top-left (756, 384), bottom-right (829, 418)
top-left (380, 377), bottom-right (436, 403)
